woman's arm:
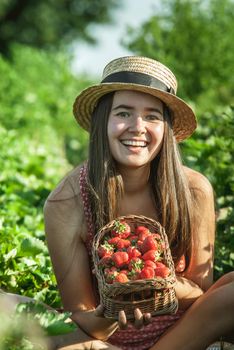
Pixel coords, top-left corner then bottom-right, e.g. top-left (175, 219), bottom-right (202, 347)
top-left (43, 174), bottom-right (118, 340)
top-left (175, 169), bottom-right (216, 310)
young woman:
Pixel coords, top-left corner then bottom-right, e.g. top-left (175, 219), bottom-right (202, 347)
top-left (44, 56), bottom-right (234, 350)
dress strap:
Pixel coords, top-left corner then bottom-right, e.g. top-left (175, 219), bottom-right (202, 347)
top-left (79, 163), bottom-right (100, 305)
top-left (79, 163), bottom-right (95, 255)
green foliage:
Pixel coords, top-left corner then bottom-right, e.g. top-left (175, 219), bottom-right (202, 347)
top-left (0, 299), bottom-right (77, 349)
top-left (0, 126), bottom-right (66, 307)
top-left (0, 45), bottom-right (90, 308)
top-left (0, 42), bottom-right (93, 345)
top-left (0, 44), bottom-right (90, 164)
top-left (181, 107), bottom-right (234, 278)
top-left (0, 0), bottom-right (121, 55)
top-left (123, 0), bottom-right (234, 111)
top-left (16, 302), bottom-right (77, 336)
top-left (0, 296), bottom-right (47, 350)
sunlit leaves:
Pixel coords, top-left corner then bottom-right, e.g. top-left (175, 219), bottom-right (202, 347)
top-left (16, 302), bottom-right (77, 336)
top-left (123, 0), bottom-right (234, 109)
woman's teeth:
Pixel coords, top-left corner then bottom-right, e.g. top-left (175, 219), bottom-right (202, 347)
top-left (121, 140), bottom-right (147, 147)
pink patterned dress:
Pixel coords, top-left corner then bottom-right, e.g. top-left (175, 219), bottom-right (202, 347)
top-left (79, 164), bottom-right (185, 350)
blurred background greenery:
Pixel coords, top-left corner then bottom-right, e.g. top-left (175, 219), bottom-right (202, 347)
top-left (0, 0), bottom-right (233, 347)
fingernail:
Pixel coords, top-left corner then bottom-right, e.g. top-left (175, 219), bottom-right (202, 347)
top-left (119, 310), bottom-right (127, 329)
top-left (144, 313), bottom-right (152, 324)
top-left (134, 308), bottom-right (143, 318)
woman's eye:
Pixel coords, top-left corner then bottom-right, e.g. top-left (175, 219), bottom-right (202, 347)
top-left (146, 114), bottom-right (161, 121)
top-left (116, 111), bottom-right (130, 118)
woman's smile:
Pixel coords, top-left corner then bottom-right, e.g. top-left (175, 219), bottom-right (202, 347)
top-left (120, 139), bottom-right (148, 147)
top-left (120, 138), bottom-right (149, 153)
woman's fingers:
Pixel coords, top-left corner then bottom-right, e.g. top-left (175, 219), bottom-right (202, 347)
top-left (118, 310), bottom-right (127, 330)
top-left (143, 312), bottom-right (152, 325)
top-left (134, 309), bottom-right (152, 328)
top-left (96, 307), bottom-right (152, 330)
top-left (118, 309), bottom-right (152, 330)
top-left (134, 308), bottom-right (144, 329)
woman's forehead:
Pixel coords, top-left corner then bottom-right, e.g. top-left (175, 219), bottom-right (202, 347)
top-left (112, 90), bottom-right (163, 109)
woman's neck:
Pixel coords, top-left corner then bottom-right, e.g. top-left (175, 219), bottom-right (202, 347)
top-left (118, 165), bottom-right (151, 194)
top-left (117, 164), bottom-right (158, 219)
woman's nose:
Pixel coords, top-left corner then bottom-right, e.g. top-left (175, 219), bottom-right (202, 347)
top-left (129, 115), bottom-right (146, 134)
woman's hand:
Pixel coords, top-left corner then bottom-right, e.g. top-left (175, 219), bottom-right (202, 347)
top-left (94, 304), bottom-right (152, 330)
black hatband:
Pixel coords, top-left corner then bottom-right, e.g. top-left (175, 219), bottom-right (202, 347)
top-left (101, 71), bottom-right (175, 95)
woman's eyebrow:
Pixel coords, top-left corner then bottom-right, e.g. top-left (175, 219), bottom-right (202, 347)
top-left (112, 105), bottom-right (163, 116)
top-left (112, 104), bottom-right (133, 110)
top-left (145, 107), bottom-right (163, 115)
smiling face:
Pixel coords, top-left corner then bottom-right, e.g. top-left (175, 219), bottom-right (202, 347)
top-left (107, 90), bottom-right (165, 170)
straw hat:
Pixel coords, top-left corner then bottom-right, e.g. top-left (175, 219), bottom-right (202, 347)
top-left (73, 56), bottom-right (197, 142)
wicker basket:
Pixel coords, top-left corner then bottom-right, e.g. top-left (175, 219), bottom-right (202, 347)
top-left (92, 215), bottom-right (178, 320)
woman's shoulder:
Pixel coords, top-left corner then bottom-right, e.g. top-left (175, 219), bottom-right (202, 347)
top-left (46, 164), bottom-right (84, 202)
top-left (43, 163), bottom-right (88, 240)
top-left (183, 166), bottom-right (214, 198)
top-left (43, 163), bottom-right (86, 220)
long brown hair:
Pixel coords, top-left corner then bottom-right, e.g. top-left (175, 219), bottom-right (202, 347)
top-left (87, 92), bottom-right (123, 227)
top-left (87, 92), bottom-right (194, 265)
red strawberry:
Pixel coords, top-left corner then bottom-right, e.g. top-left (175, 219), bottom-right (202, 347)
top-left (128, 257), bottom-right (144, 272)
top-left (138, 231), bottom-right (151, 242)
top-left (98, 254), bottom-right (113, 268)
top-left (97, 242), bottom-right (113, 258)
top-left (98, 246), bottom-right (108, 258)
top-left (142, 249), bottom-right (161, 262)
top-left (114, 272), bottom-right (129, 283)
top-left (112, 251), bottom-right (129, 268)
top-left (144, 260), bottom-right (157, 269)
top-left (116, 239), bottom-right (131, 250)
top-left (150, 234), bottom-right (166, 251)
top-left (104, 267), bottom-right (118, 284)
top-left (129, 271), bottom-right (140, 281)
top-left (141, 235), bottom-right (158, 254)
top-left (139, 266), bottom-right (155, 279)
top-left (127, 246), bottom-right (142, 259)
top-left (155, 262), bottom-right (170, 278)
top-left (104, 266), bottom-right (117, 275)
top-left (135, 226), bottom-right (150, 241)
top-left (136, 240), bottom-right (143, 251)
top-left (135, 225), bottom-right (150, 235)
top-left (111, 220), bottom-right (131, 239)
top-left (108, 237), bottom-right (121, 245)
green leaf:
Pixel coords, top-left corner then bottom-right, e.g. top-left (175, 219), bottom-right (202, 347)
top-left (20, 237), bottom-right (48, 256)
top-left (3, 248), bottom-right (17, 261)
top-left (46, 320), bottom-right (77, 336)
top-left (16, 302), bottom-right (77, 336)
